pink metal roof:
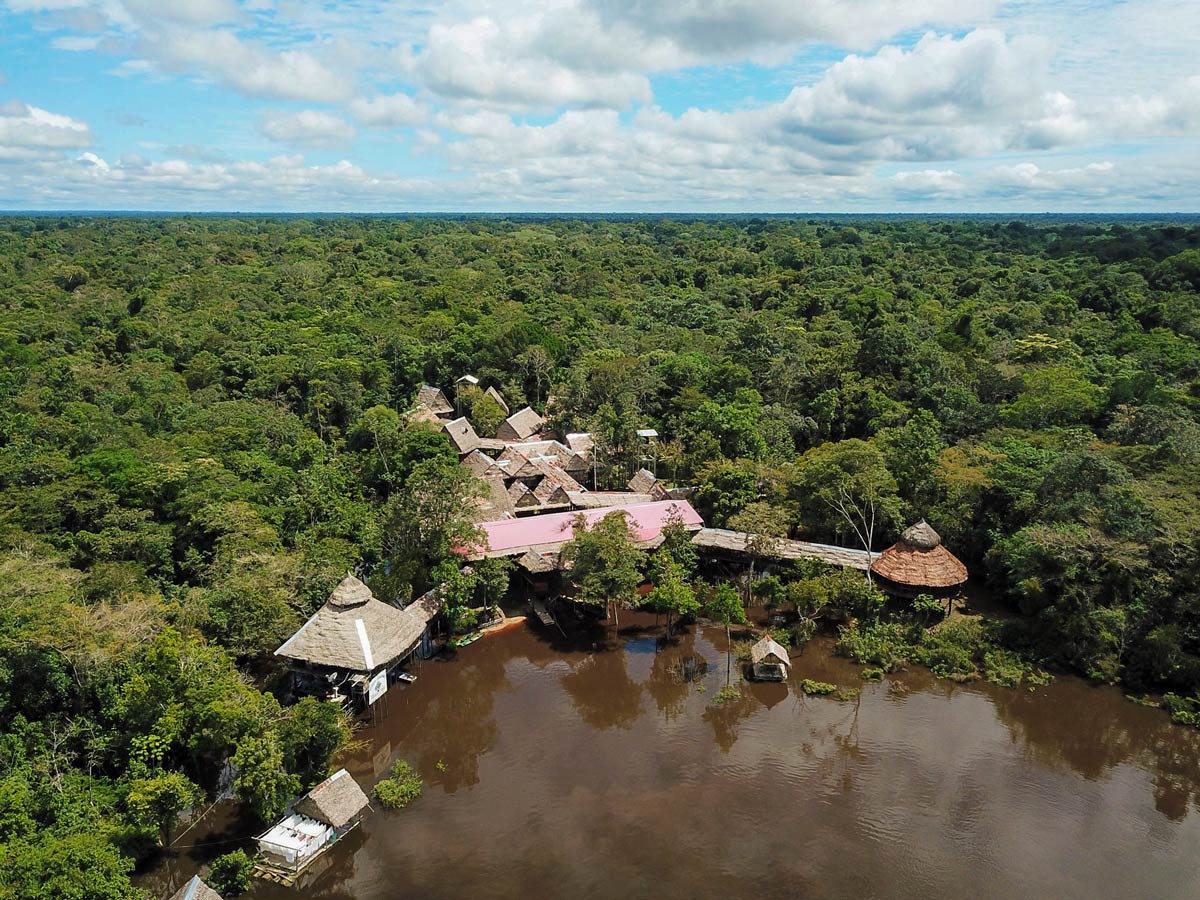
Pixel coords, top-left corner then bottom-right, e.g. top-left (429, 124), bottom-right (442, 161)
top-left (468, 500), bottom-right (703, 556)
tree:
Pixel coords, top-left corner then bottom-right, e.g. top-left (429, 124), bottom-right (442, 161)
top-left (379, 460), bottom-right (484, 598)
top-left (125, 772), bottom-right (203, 848)
top-left (560, 511), bottom-right (645, 629)
top-left (647, 555), bottom-right (699, 638)
top-left (790, 440), bottom-right (901, 583)
top-left (209, 850), bottom-right (254, 896)
top-left (0, 832), bottom-right (143, 900)
top-left (276, 698), bottom-right (350, 789)
top-left (727, 501), bottom-right (790, 601)
top-left (704, 582), bottom-right (748, 685)
top-left (232, 734), bottom-right (299, 823)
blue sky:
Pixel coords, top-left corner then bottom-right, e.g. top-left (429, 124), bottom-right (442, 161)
top-left (0, 0), bottom-right (1198, 211)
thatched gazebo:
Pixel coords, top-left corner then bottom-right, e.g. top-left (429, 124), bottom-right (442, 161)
top-left (166, 875), bottom-right (222, 900)
top-left (870, 520), bottom-right (968, 598)
top-left (749, 635), bottom-right (791, 682)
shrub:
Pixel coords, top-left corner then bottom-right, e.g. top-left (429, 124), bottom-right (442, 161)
top-left (1163, 693), bottom-right (1200, 728)
top-left (712, 684), bottom-right (743, 705)
top-left (800, 679), bottom-right (837, 695)
top-left (372, 760), bottom-right (423, 810)
top-left (209, 850), bottom-right (253, 896)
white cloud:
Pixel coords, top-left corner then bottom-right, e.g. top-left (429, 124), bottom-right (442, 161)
top-left (0, 101), bottom-right (92, 159)
top-left (119, 0), bottom-right (238, 25)
top-left (150, 29), bottom-right (353, 102)
top-left (50, 34), bottom-right (100, 50)
top-left (416, 16), bottom-right (652, 109)
top-left (260, 109), bottom-right (357, 147)
top-left (349, 92), bottom-right (425, 128)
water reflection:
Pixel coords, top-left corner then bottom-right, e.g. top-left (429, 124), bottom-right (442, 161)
top-left (140, 623), bottom-right (1200, 900)
top-left (560, 646), bottom-right (644, 730)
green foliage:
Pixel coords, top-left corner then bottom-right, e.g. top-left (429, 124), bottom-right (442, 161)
top-left (124, 772), bottom-right (202, 847)
top-left (373, 760), bottom-right (424, 810)
top-left (208, 850), bottom-right (253, 896)
top-left (836, 619), bottom-right (1050, 686)
top-left (800, 679), bottom-right (838, 695)
top-left (0, 831), bottom-right (145, 900)
top-left (1162, 693), bottom-right (1200, 728)
top-left (0, 215), bottom-right (1198, 888)
top-left (231, 735), bottom-right (300, 823)
top-left (561, 511), bottom-right (646, 616)
top-left (711, 684), bottom-right (744, 705)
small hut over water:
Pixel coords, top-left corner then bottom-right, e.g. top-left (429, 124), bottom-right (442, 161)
top-left (166, 875), bottom-right (222, 900)
top-left (870, 520), bottom-right (968, 598)
top-left (257, 769), bottom-right (369, 878)
top-left (749, 635), bottom-right (790, 682)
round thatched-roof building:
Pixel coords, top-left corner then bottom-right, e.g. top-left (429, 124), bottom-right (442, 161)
top-left (870, 520), bottom-right (967, 597)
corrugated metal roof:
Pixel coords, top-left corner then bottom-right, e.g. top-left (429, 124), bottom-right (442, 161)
top-left (468, 500), bottom-right (703, 558)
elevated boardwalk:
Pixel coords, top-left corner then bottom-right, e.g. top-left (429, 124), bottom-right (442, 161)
top-left (691, 528), bottom-right (871, 570)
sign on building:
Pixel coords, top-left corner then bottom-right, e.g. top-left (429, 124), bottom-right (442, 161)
top-left (368, 670), bottom-right (388, 705)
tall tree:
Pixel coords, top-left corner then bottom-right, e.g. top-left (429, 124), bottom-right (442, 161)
top-left (560, 511), bottom-right (645, 630)
top-left (790, 439), bottom-right (901, 583)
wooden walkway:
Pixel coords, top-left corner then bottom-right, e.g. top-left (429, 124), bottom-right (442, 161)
top-left (691, 528), bottom-right (871, 570)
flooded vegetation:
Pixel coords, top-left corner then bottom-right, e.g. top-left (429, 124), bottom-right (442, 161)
top-left (146, 616), bottom-right (1200, 900)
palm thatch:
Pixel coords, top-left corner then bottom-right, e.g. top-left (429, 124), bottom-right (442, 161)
top-left (566, 491), bottom-right (656, 509)
top-left (293, 769), bottom-right (369, 829)
top-left (416, 385), bottom-right (453, 417)
top-left (692, 528), bottom-right (871, 570)
top-left (442, 417), bottom-right (480, 455)
top-left (461, 449), bottom-right (500, 477)
top-left (485, 385), bottom-right (510, 414)
top-left (167, 875), bottom-right (223, 900)
top-left (750, 635), bottom-right (791, 668)
top-left (469, 475), bottom-right (515, 521)
top-left (496, 406), bottom-right (544, 441)
top-left (407, 405), bottom-right (444, 426)
top-left (275, 575), bottom-right (440, 672)
top-left (564, 432), bottom-right (594, 454)
top-left (870, 520), bottom-right (968, 589)
top-left (627, 468), bottom-right (658, 493)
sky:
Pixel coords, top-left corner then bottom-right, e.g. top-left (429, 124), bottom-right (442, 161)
top-left (0, 0), bottom-right (1198, 212)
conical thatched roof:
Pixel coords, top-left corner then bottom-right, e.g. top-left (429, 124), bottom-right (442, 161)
top-left (167, 875), bottom-right (222, 900)
top-left (328, 574), bottom-right (372, 608)
top-left (871, 520), bottom-right (967, 589)
top-left (293, 769), bottom-right (369, 829)
top-left (276, 575), bottom-right (441, 672)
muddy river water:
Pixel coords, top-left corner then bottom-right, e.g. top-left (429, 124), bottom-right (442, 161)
top-left (146, 616), bottom-right (1200, 899)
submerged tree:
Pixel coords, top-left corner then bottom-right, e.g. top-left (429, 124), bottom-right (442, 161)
top-left (647, 555), bottom-right (699, 638)
top-left (560, 511), bottom-right (645, 630)
top-left (704, 582), bottom-right (748, 685)
top-left (727, 501), bottom-right (790, 602)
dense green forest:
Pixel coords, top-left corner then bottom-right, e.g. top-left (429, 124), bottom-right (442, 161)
top-left (1, 215), bottom-right (1198, 898)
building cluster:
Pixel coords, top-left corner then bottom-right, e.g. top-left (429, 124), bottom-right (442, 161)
top-left (414, 378), bottom-right (672, 521)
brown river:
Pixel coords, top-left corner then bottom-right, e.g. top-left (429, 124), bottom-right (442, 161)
top-left (144, 615), bottom-right (1200, 899)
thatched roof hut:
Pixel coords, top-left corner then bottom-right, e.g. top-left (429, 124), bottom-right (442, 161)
top-left (275, 575), bottom-right (439, 674)
top-left (628, 468), bottom-right (659, 494)
top-left (749, 636), bottom-right (790, 682)
top-left (442, 417), bottom-right (481, 455)
top-left (416, 385), bottom-right (453, 417)
top-left (294, 769), bottom-right (370, 830)
top-left (166, 875), bottom-right (222, 900)
top-left (485, 385), bottom-right (510, 415)
top-left (496, 406), bottom-right (544, 442)
top-left (870, 520), bottom-right (968, 596)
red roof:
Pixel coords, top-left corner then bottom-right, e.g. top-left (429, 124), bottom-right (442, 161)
top-left (467, 500), bottom-right (704, 556)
